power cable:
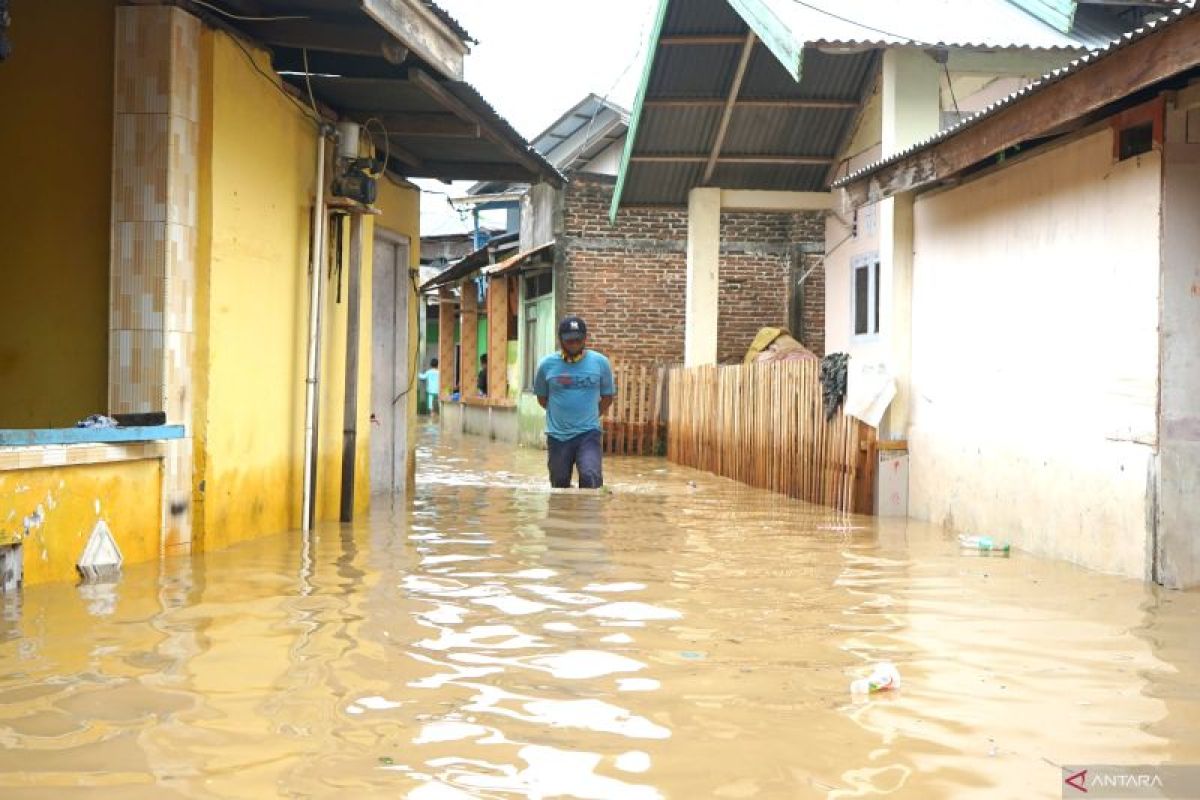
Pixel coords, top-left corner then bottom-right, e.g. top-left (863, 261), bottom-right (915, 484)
top-left (190, 0), bottom-right (308, 22)
top-left (225, 33), bottom-right (324, 124)
top-left (392, 271), bottom-right (423, 406)
top-left (361, 117), bottom-right (391, 179)
top-left (943, 62), bottom-right (961, 117)
top-left (576, 0), bottom-right (656, 166)
top-left (301, 48), bottom-right (319, 116)
top-left (787, 0), bottom-right (928, 44)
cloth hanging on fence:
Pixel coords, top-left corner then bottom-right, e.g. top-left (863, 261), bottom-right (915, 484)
top-left (845, 360), bottom-right (896, 429)
top-left (820, 353), bottom-right (850, 421)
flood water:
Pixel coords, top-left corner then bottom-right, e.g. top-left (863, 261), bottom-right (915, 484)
top-left (1, 426), bottom-right (1198, 799)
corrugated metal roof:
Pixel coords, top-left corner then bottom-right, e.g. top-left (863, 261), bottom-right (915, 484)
top-left (532, 95), bottom-right (630, 166)
top-left (423, 1), bottom-right (474, 45)
top-left (299, 75), bottom-right (563, 185)
top-left (611, 0), bottom-right (1176, 216)
top-left (832, 2), bottom-right (1198, 189)
top-left (422, 232), bottom-right (519, 290)
top-left (620, 39), bottom-right (874, 201)
top-left (1008, 0), bottom-right (1076, 33)
top-left (758, 0), bottom-right (1126, 52)
top-left (483, 242), bottom-right (556, 277)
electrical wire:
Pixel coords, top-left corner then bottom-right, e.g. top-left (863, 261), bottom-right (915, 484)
top-left (578, 0), bottom-right (655, 163)
top-left (301, 48), bottom-right (319, 116)
top-left (392, 271), bottom-right (423, 406)
top-left (189, 0), bottom-right (309, 22)
top-left (942, 62), bottom-right (961, 117)
top-left (225, 32), bottom-right (323, 124)
top-left (787, 0), bottom-right (928, 45)
top-left (361, 117), bottom-right (391, 179)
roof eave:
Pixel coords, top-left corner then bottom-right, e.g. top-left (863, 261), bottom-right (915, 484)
top-left (610, 0), bottom-right (672, 222)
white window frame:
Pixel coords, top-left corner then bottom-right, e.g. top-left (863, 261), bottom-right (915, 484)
top-left (850, 252), bottom-right (881, 341)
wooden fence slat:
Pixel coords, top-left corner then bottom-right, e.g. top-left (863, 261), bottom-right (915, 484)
top-left (662, 360), bottom-right (872, 513)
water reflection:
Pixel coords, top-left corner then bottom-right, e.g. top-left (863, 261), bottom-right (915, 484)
top-left (0, 427), bottom-right (1196, 798)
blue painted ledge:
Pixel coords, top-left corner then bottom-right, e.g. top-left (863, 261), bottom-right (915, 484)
top-left (0, 426), bottom-right (185, 447)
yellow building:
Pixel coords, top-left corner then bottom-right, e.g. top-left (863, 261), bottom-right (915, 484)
top-left (0, 0), bottom-right (558, 587)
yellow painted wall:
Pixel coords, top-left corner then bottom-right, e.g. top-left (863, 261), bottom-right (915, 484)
top-left (0, 460), bottom-right (161, 586)
top-left (194, 28), bottom-right (420, 549)
top-left (0, 0), bottom-right (115, 427)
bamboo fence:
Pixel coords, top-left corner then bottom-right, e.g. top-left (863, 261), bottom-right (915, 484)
top-left (602, 364), bottom-right (667, 456)
top-left (667, 361), bottom-right (877, 513)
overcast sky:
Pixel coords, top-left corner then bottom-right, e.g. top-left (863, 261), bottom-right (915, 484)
top-left (417, 0), bottom-right (653, 237)
top-left (436, 0), bottom-right (654, 138)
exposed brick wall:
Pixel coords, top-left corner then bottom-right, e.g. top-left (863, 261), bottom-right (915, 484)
top-left (560, 176), bottom-right (688, 368)
top-left (559, 175), bottom-right (825, 369)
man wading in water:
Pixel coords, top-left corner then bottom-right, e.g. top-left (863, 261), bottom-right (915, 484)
top-left (534, 316), bottom-right (615, 488)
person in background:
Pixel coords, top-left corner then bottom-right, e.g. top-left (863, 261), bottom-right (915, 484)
top-left (534, 316), bottom-right (615, 489)
top-left (478, 353), bottom-right (489, 396)
top-left (419, 358), bottom-right (440, 415)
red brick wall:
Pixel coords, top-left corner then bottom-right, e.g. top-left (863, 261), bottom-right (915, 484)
top-left (793, 213), bottom-right (826, 358)
top-left (559, 175), bottom-right (824, 369)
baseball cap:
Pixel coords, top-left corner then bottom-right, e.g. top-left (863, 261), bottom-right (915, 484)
top-left (558, 316), bottom-right (587, 340)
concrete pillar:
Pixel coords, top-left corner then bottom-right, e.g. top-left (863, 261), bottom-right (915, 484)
top-left (881, 48), bottom-right (943, 156)
top-left (685, 187), bottom-right (721, 367)
top-left (110, 6), bottom-right (200, 553)
top-left (1156, 104), bottom-right (1200, 589)
top-left (876, 48), bottom-right (940, 438)
top-left (879, 193), bottom-right (914, 438)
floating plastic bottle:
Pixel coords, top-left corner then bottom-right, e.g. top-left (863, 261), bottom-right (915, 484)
top-left (958, 534), bottom-right (1011, 555)
top-left (850, 662), bottom-right (901, 694)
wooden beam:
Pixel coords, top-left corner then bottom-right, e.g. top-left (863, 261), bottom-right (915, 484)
top-left (660, 34), bottom-right (746, 46)
top-left (644, 98), bottom-right (858, 110)
top-left (704, 32), bottom-right (757, 184)
top-left (720, 189), bottom-right (834, 211)
top-left (632, 154), bottom-right (834, 165)
top-left (372, 113), bottom-right (479, 137)
top-left (409, 68), bottom-right (562, 185)
top-left (378, 136), bottom-right (428, 170)
top-left (244, 19), bottom-right (404, 60)
top-left (840, 10), bottom-right (1200, 208)
top-left (394, 160), bottom-right (541, 181)
top-left (361, 0), bottom-right (466, 81)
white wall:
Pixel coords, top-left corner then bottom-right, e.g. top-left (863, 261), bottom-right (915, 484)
top-left (583, 137), bottom-right (625, 176)
top-left (907, 130), bottom-right (1162, 579)
top-left (1157, 106), bottom-right (1200, 589)
top-left (519, 182), bottom-right (560, 252)
top-left (825, 202), bottom-right (882, 358)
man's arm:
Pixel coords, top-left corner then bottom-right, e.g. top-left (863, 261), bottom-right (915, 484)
top-left (598, 357), bottom-right (615, 416)
top-left (533, 359), bottom-right (549, 409)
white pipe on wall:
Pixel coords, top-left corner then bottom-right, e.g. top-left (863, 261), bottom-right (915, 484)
top-left (302, 127), bottom-right (332, 532)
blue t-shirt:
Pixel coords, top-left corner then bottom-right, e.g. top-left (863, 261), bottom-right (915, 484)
top-left (534, 351), bottom-right (615, 440)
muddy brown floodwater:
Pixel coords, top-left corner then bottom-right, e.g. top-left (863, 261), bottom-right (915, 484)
top-left (1, 425), bottom-right (1198, 799)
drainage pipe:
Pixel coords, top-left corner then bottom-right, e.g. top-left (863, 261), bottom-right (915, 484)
top-left (339, 214), bottom-right (363, 522)
top-left (302, 126), bottom-right (332, 532)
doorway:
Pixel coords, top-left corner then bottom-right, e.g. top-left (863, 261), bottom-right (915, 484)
top-left (370, 231), bottom-right (411, 495)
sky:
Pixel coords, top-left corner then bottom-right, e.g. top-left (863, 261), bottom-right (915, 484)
top-left (417, 0), bottom-right (654, 238)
